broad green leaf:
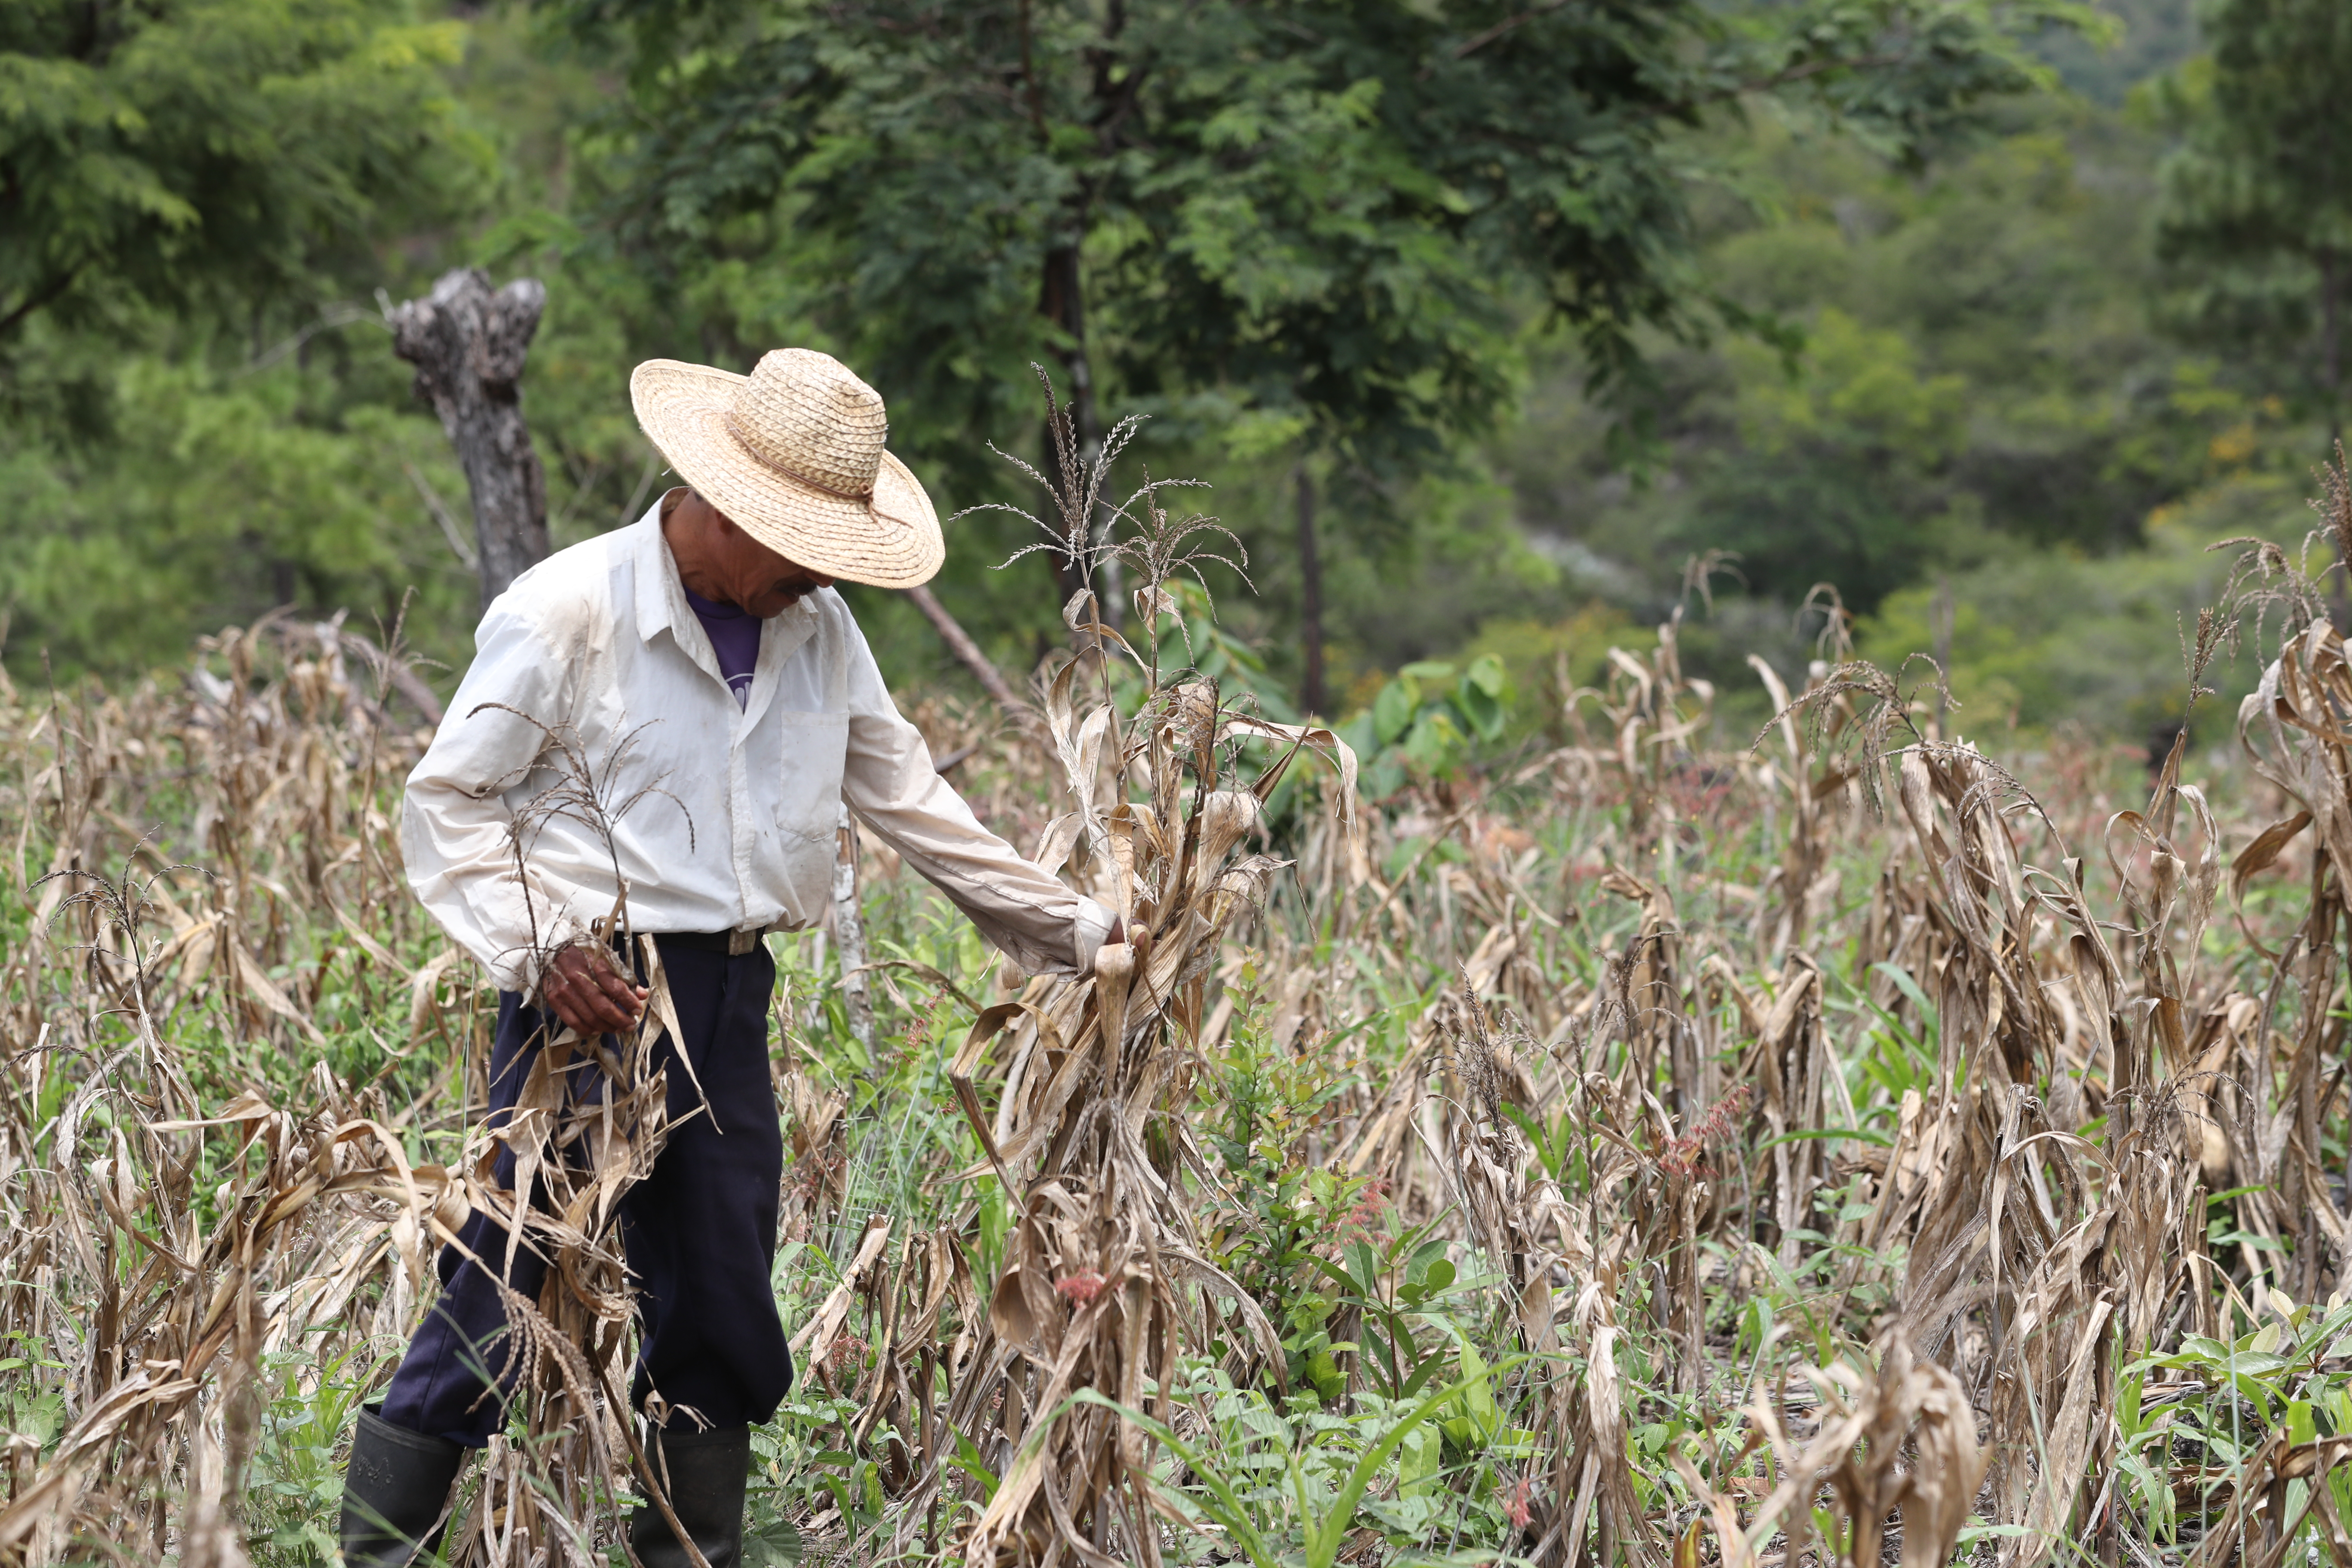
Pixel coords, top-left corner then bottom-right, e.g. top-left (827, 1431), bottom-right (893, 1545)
top-left (1372, 681), bottom-right (1416, 745)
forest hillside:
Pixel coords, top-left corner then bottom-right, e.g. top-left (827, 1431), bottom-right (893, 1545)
top-left (8, 0), bottom-right (2335, 755)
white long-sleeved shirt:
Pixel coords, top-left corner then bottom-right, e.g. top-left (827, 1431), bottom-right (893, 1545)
top-left (400, 500), bottom-right (1111, 990)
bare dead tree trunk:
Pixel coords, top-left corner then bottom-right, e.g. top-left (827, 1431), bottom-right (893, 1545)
top-left (390, 269), bottom-right (551, 611)
top-left (1297, 462), bottom-right (1327, 718)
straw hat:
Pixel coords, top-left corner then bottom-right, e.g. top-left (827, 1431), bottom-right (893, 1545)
top-left (629, 348), bottom-right (943, 588)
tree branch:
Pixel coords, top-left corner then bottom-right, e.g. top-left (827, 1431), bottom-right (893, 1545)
top-left (335, 627), bottom-right (447, 728)
top-left (1449, 0), bottom-right (1574, 63)
top-left (0, 269), bottom-right (81, 339)
top-left (906, 583), bottom-right (1047, 746)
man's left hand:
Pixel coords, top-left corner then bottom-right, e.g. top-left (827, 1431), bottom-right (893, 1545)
top-left (541, 943), bottom-right (649, 1035)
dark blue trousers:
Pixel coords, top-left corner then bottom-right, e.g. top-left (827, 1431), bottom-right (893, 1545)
top-left (379, 939), bottom-right (793, 1446)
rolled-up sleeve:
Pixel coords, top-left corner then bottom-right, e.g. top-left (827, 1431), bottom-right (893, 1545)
top-left (400, 601), bottom-right (597, 991)
top-left (836, 627), bottom-right (1111, 976)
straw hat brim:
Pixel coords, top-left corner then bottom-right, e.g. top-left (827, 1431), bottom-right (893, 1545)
top-left (630, 359), bottom-right (945, 589)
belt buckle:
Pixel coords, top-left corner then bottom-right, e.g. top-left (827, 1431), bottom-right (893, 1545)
top-left (729, 924), bottom-right (758, 956)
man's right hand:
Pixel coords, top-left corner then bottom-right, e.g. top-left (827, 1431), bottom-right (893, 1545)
top-left (540, 944), bottom-right (649, 1035)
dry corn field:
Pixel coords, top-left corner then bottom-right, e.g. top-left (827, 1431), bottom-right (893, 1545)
top-left (14, 463), bottom-right (2352, 1568)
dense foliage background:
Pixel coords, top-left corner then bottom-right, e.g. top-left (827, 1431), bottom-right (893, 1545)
top-left (4, 0), bottom-right (2339, 752)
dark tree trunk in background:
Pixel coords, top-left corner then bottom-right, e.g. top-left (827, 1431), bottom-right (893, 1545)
top-left (2323, 249), bottom-right (2350, 629)
top-left (1930, 575), bottom-right (1954, 741)
top-left (1297, 463), bottom-right (1326, 718)
top-left (391, 269), bottom-right (551, 612)
top-left (1026, 0), bottom-right (1139, 641)
top-left (2324, 245), bottom-right (2344, 449)
top-left (1040, 239), bottom-right (1118, 630)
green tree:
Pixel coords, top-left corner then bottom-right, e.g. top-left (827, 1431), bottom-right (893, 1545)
top-left (553, 0), bottom-right (2095, 712)
top-left (0, 0), bottom-right (490, 675)
top-left (1493, 98), bottom-right (2262, 636)
top-left (2155, 0), bottom-right (2352, 435)
top-left (1, 0), bottom-right (472, 343)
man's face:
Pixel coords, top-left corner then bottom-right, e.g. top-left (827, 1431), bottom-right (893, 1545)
top-left (680, 491), bottom-right (836, 617)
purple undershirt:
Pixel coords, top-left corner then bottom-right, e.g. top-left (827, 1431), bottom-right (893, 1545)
top-left (682, 586), bottom-right (762, 709)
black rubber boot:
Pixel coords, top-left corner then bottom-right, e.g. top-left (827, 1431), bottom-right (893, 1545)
top-left (629, 1424), bottom-right (751, 1568)
top-left (339, 1403), bottom-right (466, 1567)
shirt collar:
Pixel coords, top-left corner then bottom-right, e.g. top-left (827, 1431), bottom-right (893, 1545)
top-left (633, 492), bottom-right (823, 694)
top-left (633, 492), bottom-right (690, 649)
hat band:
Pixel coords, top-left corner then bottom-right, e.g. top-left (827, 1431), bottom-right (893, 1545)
top-left (721, 410), bottom-right (915, 533)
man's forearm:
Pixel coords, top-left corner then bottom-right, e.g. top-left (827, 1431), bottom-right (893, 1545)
top-left (401, 782), bottom-right (597, 990)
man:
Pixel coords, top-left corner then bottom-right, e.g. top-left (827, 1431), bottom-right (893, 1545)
top-left (340, 348), bottom-right (1118, 1567)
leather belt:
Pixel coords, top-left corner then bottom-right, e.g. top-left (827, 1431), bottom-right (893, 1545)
top-left (614, 925), bottom-right (774, 957)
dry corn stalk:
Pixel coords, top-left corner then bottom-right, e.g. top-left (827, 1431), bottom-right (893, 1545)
top-left (905, 386), bottom-right (1363, 1565)
top-left (0, 877), bottom-right (470, 1564)
top-left (943, 667), bottom-right (1355, 1563)
top-left (1675, 1328), bottom-right (1985, 1568)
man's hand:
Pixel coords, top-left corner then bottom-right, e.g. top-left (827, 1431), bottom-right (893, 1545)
top-left (541, 944), bottom-right (649, 1035)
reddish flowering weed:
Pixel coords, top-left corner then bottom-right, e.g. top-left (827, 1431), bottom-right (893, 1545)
top-left (1659, 1084), bottom-right (1753, 1179)
top-left (1337, 1176), bottom-right (1391, 1240)
top-left (1055, 1269), bottom-right (1109, 1305)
